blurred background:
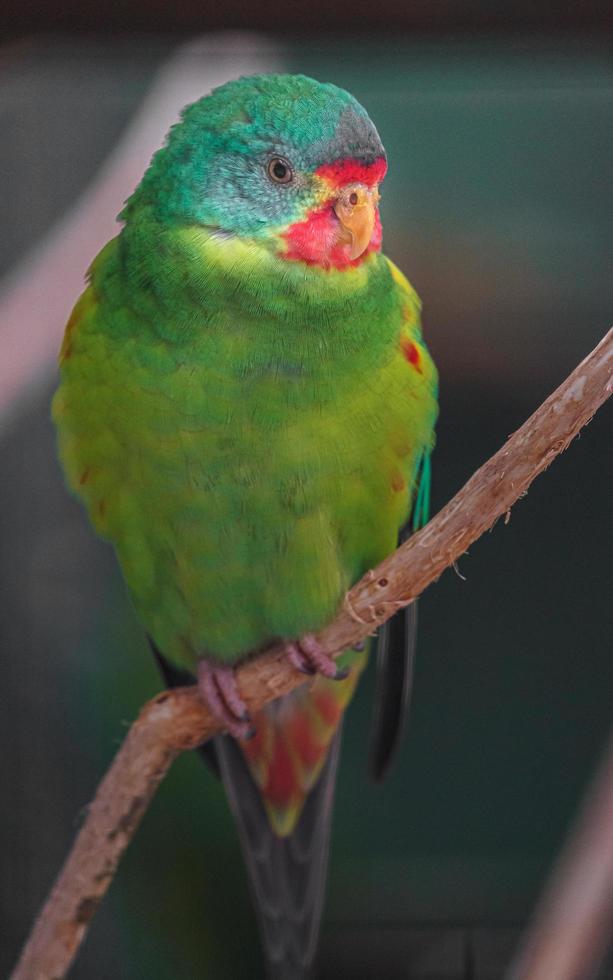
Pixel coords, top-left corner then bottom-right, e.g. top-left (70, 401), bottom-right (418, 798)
top-left (1, 7), bottom-right (612, 979)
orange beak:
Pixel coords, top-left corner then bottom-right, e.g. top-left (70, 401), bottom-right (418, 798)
top-left (333, 183), bottom-right (380, 260)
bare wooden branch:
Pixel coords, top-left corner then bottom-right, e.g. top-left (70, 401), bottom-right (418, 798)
top-left (11, 327), bottom-right (613, 980)
top-left (506, 730), bottom-right (613, 980)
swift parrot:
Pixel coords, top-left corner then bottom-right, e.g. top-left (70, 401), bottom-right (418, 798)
top-left (53, 73), bottom-right (438, 978)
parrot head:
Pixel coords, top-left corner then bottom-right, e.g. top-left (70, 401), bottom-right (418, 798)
top-left (122, 73), bottom-right (387, 271)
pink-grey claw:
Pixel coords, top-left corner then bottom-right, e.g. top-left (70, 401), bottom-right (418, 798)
top-left (287, 645), bottom-right (317, 675)
top-left (285, 634), bottom-right (349, 682)
top-left (197, 661), bottom-right (253, 740)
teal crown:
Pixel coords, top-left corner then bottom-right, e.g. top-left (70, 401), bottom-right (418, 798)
top-left (122, 73), bottom-right (385, 236)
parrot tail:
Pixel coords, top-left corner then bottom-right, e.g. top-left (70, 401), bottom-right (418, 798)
top-left (215, 729), bottom-right (342, 980)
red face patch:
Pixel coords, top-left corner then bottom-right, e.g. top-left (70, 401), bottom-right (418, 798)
top-left (281, 156), bottom-right (386, 270)
top-left (283, 205), bottom-right (382, 269)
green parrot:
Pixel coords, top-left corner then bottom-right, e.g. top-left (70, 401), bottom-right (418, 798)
top-left (53, 74), bottom-right (438, 978)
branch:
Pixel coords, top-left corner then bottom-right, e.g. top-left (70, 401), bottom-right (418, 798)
top-left (12, 327), bottom-right (613, 980)
top-left (507, 728), bottom-right (613, 980)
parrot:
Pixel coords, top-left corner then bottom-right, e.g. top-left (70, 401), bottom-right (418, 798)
top-left (52, 73), bottom-right (438, 979)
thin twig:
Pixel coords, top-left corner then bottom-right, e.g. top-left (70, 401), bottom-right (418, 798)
top-left (11, 327), bottom-right (613, 980)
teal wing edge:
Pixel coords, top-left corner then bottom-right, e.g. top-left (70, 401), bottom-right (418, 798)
top-left (369, 446), bottom-right (432, 781)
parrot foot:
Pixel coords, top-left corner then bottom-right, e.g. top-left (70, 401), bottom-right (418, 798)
top-left (197, 661), bottom-right (254, 740)
top-left (286, 634), bottom-right (349, 681)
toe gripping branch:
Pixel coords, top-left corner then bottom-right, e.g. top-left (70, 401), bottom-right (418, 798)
top-left (197, 633), bottom-right (348, 743)
top-left (197, 661), bottom-right (255, 740)
top-left (285, 634), bottom-right (349, 681)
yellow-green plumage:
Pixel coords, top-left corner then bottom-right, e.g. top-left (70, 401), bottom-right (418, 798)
top-left (54, 230), bottom-right (436, 669)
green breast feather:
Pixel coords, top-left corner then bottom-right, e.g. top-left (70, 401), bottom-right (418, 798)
top-left (53, 230), bottom-right (437, 670)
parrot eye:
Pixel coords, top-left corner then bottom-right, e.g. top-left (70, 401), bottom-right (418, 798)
top-left (267, 157), bottom-right (293, 184)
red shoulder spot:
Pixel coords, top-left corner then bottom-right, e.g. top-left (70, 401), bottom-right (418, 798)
top-left (391, 470), bottom-right (406, 493)
top-left (401, 337), bottom-right (423, 373)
